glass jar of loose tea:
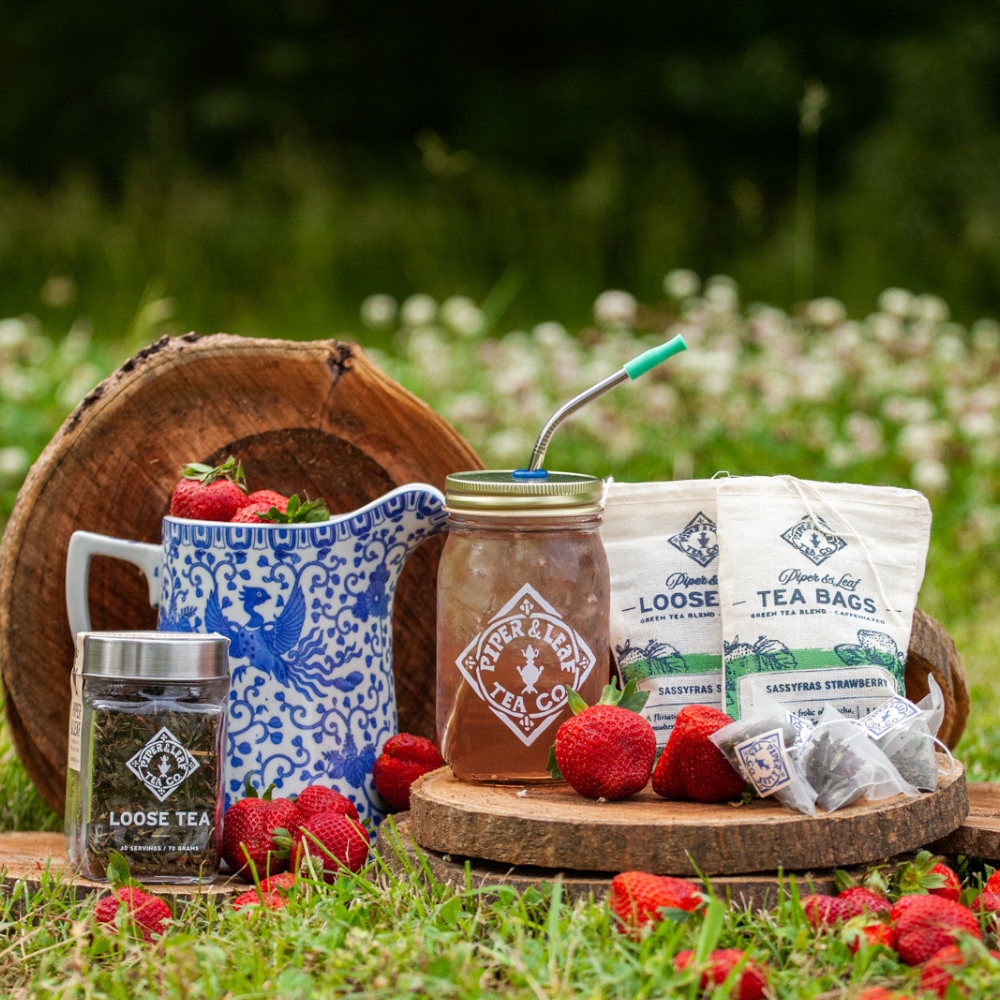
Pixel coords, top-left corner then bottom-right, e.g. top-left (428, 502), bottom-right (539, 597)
top-left (64, 632), bottom-right (230, 884)
top-left (437, 471), bottom-right (610, 783)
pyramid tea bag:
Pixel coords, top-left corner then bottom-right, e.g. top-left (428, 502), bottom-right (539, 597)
top-left (601, 480), bottom-right (723, 746)
top-left (717, 476), bottom-right (931, 725)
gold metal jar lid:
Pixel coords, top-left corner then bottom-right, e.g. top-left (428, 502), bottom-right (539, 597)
top-left (445, 470), bottom-right (604, 516)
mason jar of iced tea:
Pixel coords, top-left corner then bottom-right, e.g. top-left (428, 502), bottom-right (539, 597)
top-left (437, 471), bottom-right (610, 783)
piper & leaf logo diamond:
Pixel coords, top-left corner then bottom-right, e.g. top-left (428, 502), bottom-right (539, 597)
top-left (780, 514), bottom-right (847, 566)
top-left (456, 583), bottom-right (596, 746)
top-left (126, 726), bottom-right (201, 802)
top-left (668, 511), bottom-right (719, 567)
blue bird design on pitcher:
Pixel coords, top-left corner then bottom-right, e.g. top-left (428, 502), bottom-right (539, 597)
top-left (205, 583), bottom-right (307, 690)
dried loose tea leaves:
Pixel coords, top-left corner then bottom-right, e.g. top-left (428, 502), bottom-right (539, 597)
top-left (84, 694), bottom-right (222, 881)
top-left (804, 729), bottom-right (866, 812)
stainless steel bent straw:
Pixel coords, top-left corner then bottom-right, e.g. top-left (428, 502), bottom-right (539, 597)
top-left (524, 333), bottom-right (688, 473)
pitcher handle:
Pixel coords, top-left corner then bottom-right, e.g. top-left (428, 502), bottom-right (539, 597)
top-left (66, 531), bottom-right (163, 636)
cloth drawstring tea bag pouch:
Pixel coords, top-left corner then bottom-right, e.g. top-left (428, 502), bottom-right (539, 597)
top-left (601, 479), bottom-right (722, 746)
top-left (856, 675), bottom-right (950, 792)
top-left (717, 476), bottom-right (931, 725)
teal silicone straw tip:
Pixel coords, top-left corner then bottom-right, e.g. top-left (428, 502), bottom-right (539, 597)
top-left (622, 333), bottom-right (688, 380)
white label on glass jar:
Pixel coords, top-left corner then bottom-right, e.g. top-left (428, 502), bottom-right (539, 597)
top-left (67, 671), bottom-right (83, 772)
top-left (455, 582), bottom-right (597, 746)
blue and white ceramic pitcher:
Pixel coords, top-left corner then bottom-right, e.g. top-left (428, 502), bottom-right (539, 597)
top-left (66, 483), bottom-right (447, 821)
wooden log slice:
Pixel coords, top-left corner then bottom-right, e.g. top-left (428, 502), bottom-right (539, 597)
top-left (905, 608), bottom-right (969, 749)
top-left (0, 832), bottom-right (242, 903)
top-left (409, 760), bottom-right (967, 876)
top-left (929, 782), bottom-right (1000, 860)
top-left (377, 814), bottom-right (917, 911)
top-left (0, 335), bottom-right (483, 814)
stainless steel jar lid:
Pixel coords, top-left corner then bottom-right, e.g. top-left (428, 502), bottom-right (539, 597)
top-left (445, 470), bottom-right (604, 515)
top-left (74, 632), bottom-right (230, 681)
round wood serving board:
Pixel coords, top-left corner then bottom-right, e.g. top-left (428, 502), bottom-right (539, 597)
top-left (0, 832), bottom-right (242, 902)
top-left (409, 759), bottom-right (968, 877)
top-left (0, 335), bottom-right (483, 813)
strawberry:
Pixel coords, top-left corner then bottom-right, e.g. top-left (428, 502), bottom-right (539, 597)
top-left (93, 851), bottom-right (171, 942)
top-left (855, 989), bottom-right (913, 1000)
top-left (893, 895), bottom-right (982, 966)
top-left (258, 872), bottom-right (297, 892)
top-left (293, 810), bottom-right (370, 880)
top-left (919, 945), bottom-right (966, 998)
top-left (231, 502), bottom-right (273, 523)
top-left (372, 734), bottom-right (445, 810)
top-left (838, 886), bottom-right (892, 919)
top-left (247, 490), bottom-right (289, 512)
top-left (295, 784), bottom-right (360, 823)
top-left (973, 891), bottom-right (1000, 914)
top-left (897, 851), bottom-right (962, 902)
top-left (674, 949), bottom-right (768, 1000)
top-left (231, 889), bottom-right (288, 912)
top-left (169, 456), bottom-right (247, 522)
top-left (847, 922), bottom-right (896, 954)
top-left (890, 893), bottom-right (926, 923)
top-left (801, 894), bottom-right (847, 928)
top-left (94, 886), bottom-right (171, 941)
top-left (221, 777), bottom-right (303, 880)
top-left (651, 705), bottom-right (745, 803)
top-left (984, 870), bottom-right (1000, 894)
top-left (549, 680), bottom-right (655, 800)
top-left (608, 871), bottom-right (702, 934)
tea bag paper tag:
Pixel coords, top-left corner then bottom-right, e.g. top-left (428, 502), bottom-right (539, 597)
top-left (734, 728), bottom-right (794, 797)
top-left (786, 710), bottom-right (815, 748)
top-left (67, 670), bottom-right (83, 772)
top-left (857, 695), bottom-right (920, 740)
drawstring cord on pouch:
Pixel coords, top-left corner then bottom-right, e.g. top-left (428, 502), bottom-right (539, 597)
top-left (778, 475), bottom-right (906, 630)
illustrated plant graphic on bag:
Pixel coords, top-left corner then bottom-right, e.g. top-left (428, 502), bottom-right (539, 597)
top-left (615, 639), bottom-right (688, 683)
top-left (723, 635), bottom-right (798, 672)
top-left (833, 629), bottom-right (904, 670)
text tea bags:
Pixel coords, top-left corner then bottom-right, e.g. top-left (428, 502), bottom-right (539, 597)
top-left (717, 476), bottom-right (931, 725)
top-left (602, 480), bottom-right (722, 746)
top-left (856, 675), bottom-right (947, 791)
top-left (802, 704), bottom-right (919, 811)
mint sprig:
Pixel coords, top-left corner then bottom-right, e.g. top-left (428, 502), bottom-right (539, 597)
top-left (179, 455), bottom-right (247, 491)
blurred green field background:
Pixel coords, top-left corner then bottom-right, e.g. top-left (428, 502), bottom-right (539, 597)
top-left (3, 2), bottom-right (1000, 829)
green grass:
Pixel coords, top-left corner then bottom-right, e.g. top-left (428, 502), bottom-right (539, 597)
top-left (3, 834), bottom-right (1000, 998)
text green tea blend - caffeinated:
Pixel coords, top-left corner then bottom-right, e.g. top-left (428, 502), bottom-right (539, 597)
top-left (717, 476), bottom-right (931, 724)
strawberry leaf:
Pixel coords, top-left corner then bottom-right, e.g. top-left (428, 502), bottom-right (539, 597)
top-left (179, 455), bottom-right (247, 491)
top-left (243, 774), bottom-right (259, 798)
top-left (616, 678), bottom-right (650, 714)
top-left (566, 688), bottom-right (589, 715)
top-left (106, 850), bottom-right (142, 890)
top-left (261, 783), bottom-right (277, 802)
top-left (657, 907), bottom-right (693, 924)
top-left (833, 868), bottom-right (857, 893)
top-left (546, 745), bottom-right (563, 782)
top-left (257, 494), bottom-right (330, 524)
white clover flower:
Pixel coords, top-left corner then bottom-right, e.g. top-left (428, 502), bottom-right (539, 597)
top-left (400, 294), bottom-right (438, 328)
top-left (446, 392), bottom-right (489, 424)
top-left (805, 297), bottom-right (847, 328)
top-left (593, 290), bottom-right (638, 329)
top-left (486, 428), bottom-right (531, 464)
top-left (0, 445), bottom-right (29, 478)
top-left (663, 269), bottom-right (700, 300)
top-left (934, 333), bottom-right (965, 364)
top-left (845, 413), bottom-right (884, 457)
top-left (360, 294), bottom-right (398, 330)
top-left (56, 363), bottom-right (102, 408)
top-left (898, 421), bottom-right (948, 461)
top-left (972, 319), bottom-right (1000, 353)
top-left (912, 458), bottom-right (949, 493)
top-left (869, 312), bottom-right (902, 344)
top-left (911, 294), bottom-right (949, 324)
top-left (961, 411), bottom-right (996, 438)
top-left (441, 296), bottom-right (485, 337)
top-left (882, 396), bottom-right (935, 424)
top-left (532, 321), bottom-right (569, 348)
top-left (825, 441), bottom-right (855, 468)
top-left (704, 275), bottom-right (739, 312)
top-left (0, 318), bottom-right (29, 351)
top-left (878, 288), bottom-right (914, 318)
